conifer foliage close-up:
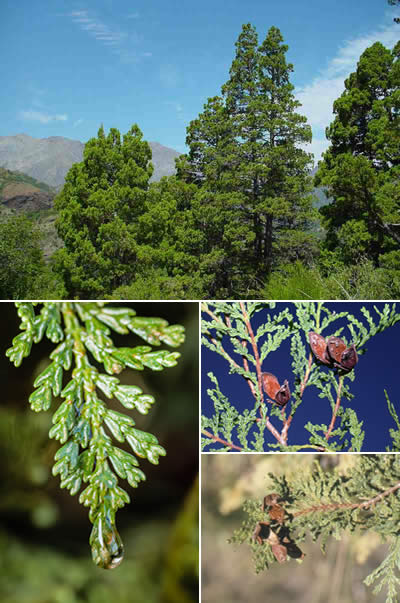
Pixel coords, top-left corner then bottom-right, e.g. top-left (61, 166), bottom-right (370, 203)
top-left (230, 455), bottom-right (400, 603)
top-left (201, 301), bottom-right (400, 452)
top-left (5, 302), bottom-right (185, 569)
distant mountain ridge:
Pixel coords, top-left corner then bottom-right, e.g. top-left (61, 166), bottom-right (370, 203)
top-left (0, 134), bottom-right (181, 190)
top-left (0, 134), bottom-right (328, 207)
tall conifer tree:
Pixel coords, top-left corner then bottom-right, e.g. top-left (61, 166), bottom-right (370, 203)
top-left (315, 41), bottom-right (400, 268)
top-left (177, 24), bottom-right (315, 294)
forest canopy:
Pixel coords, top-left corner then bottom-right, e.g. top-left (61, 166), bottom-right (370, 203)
top-left (0, 25), bottom-right (399, 300)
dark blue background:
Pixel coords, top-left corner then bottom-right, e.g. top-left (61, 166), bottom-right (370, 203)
top-left (202, 302), bottom-right (400, 452)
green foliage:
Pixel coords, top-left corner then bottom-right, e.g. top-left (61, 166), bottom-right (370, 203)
top-left (315, 40), bottom-right (400, 271)
top-left (263, 261), bottom-right (328, 300)
top-left (230, 455), bottom-right (400, 603)
top-left (6, 302), bottom-right (185, 568)
top-left (0, 480), bottom-right (199, 603)
top-left (0, 214), bottom-right (65, 299)
top-left (54, 124), bottom-right (153, 298)
top-left (12, 28), bottom-right (395, 301)
top-left (263, 258), bottom-right (400, 300)
top-left (110, 176), bottom-right (208, 300)
top-left (202, 301), bottom-right (400, 452)
top-left (385, 391), bottom-right (400, 452)
top-left (176, 24), bottom-right (317, 297)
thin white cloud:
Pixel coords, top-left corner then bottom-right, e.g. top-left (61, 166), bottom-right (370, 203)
top-left (295, 18), bottom-right (400, 162)
top-left (67, 9), bottom-right (127, 46)
top-left (73, 118), bottom-right (84, 127)
top-left (19, 110), bottom-right (68, 124)
top-left (64, 8), bottom-right (149, 63)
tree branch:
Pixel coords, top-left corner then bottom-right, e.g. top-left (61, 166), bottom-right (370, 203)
top-left (201, 429), bottom-right (243, 451)
top-left (239, 302), bottom-right (264, 404)
top-left (293, 480), bottom-right (400, 518)
top-left (325, 376), bottom-right (344, 441)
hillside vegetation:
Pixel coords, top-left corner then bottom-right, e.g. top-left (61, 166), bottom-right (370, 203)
top-left (0, 167), bottom-right (55, 199)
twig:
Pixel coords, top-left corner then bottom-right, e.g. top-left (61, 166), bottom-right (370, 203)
top-left (326, 376), bottom-right (344, 441)
top-left (239, 302), bottom-right (264, 404)
top-left (256, 414), bottom-right (286, 445)
top-left (281, 414), bottom-right (292, 445)
top-left (241, 339), bottom-right (258, 401)
top-left (290, 444), bottom-right (326, 451)
top-left (201, 303), bottom-right (221, 324)
top-left (239, 302), bottom-right (292, 447)
top-left (293, 480), bottom-right (400, 518)
top-left (300, 352), bottom-right (313, 397)
top-left (201, 429), bottom-right (243, 451)
top-left (281, 352), bottom-right (313, 444)
top-left (202, 304), bottom-right (257, 398)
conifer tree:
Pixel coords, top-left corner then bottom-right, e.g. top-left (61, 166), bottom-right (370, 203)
top-left (177, 24), bottom-right (315, 295)
top-left (315, 41), bottom-right (400, 270)
top-left (0, 215), bottom-right (65, 299)
top-left (110, 176), bottom-right (209, 300)
top-left (54, 125), bottom-right (153, 298)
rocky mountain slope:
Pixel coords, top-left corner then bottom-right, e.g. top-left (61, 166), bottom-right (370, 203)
top-left (0, 134), bottom-right (181, 190)
top-left (0, 167), bottom-right (56, 212)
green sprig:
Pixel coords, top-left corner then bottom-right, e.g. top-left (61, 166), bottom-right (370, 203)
top-left (202, 302), bottom-right (400, 451)
top-left (231, 456), bottom-right (400, 602)
top-left (6, 302), bottom-right (184, 569)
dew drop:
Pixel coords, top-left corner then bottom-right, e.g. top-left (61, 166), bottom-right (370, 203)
top-left (90, 515), bottom-right (124, 569)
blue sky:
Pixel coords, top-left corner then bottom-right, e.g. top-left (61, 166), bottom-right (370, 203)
top-left (202, 302), bottom-right (400, 452)
top-left (1, 0), bottom-right (399, 159)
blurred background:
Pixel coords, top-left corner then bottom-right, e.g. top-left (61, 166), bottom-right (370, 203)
top-left (201, 454), bottom-right (390, 603)
top-left (0, 301), bottom-right (198, 603)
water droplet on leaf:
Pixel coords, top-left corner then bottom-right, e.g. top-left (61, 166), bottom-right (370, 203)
top-left (90, 514), bottom-right (124, 569)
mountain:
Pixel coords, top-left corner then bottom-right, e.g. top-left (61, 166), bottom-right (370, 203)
top-left (0, 134), bottom-right (181, 190)
top-left (0, 167), bottom-right (56, 212)
top-left (149, 141), bottom-right (181, 180)
top-left (311, 167), bottom-right (329, 208)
